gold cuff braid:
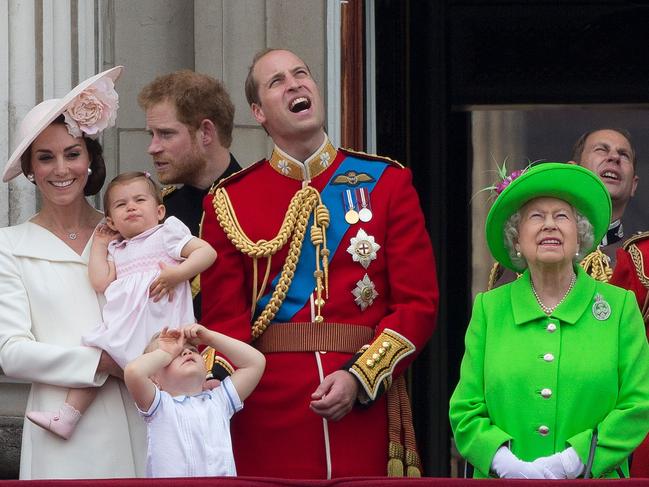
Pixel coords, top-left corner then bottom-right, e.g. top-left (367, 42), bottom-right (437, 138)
top-left (201, 347), bottom-right (234, 376)
top-left (213, 186), bottom-right (330, 339)
top-left (349, 328), bottom-right (415, 400)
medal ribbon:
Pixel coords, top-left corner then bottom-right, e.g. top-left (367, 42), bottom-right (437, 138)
top-left (343, 189), bottom-right (357, 213)
top-left (356, 187), bottom-right (370, 211)
top-left (255, 156), bottom-right (388, 322)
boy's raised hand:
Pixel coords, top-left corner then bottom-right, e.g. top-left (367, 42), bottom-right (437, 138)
top-left (158, 327), bottom-right (185, 358)
top-left (182, 323), bottom-right (209, 346)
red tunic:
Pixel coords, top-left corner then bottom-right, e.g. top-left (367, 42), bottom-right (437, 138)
top-left (201, 145), bottom-right (438, 478)
top-left (610, 235), bottom-right (649, 477)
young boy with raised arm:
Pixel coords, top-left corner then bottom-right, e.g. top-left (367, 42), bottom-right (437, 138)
top-left (124, 324), bottom-right (265, 477)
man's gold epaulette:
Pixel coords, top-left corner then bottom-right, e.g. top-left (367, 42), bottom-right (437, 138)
top-left (161, 185), bottom-right (177, 198)
top-left (209, 160), bottom-right (266, 195)
top-left (339, 147), bottom-right (405, 169)
top-left (622, 231), bottom-right (649, 250)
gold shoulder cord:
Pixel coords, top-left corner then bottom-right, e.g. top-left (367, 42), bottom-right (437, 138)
top-left (626, 243), bottom-right (649, 324)
top-left (580, 248), bottom-right (613, 282)
top-left (161, 185), bottom-right (177, 198)
top-left (486, 262), bottom-right (503, 291)
top-left (628, 244), bottom-right (649, 288)
top-left (213, 186), bottom-right (330, 339)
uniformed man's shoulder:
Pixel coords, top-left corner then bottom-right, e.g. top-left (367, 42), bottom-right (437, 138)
top-left (622, 231), bottom-right (649, 251)
top-left (212, 159), bottom-right (268, 193)
top-left (339, 147), bottom-right (405, 168)
top-left (161, 185), bottom-right (179, 200)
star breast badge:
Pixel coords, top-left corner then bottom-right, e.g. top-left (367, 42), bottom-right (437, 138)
top-left (347, 228), bottom-right (380, 269)
top-left (352, 274), bottom-right (379, 311)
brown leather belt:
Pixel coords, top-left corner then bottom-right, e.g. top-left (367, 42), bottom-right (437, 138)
top-left (253, 322), bottom-right (373, 354)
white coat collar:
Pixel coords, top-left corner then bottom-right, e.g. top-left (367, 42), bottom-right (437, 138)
top-left (11, 221), bottom-right (91, 264)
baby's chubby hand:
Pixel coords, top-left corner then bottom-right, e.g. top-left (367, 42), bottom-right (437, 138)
top-left (93, 223), bottom-right (120, 245)
top-left (149, 262), bottom-right (182, 302)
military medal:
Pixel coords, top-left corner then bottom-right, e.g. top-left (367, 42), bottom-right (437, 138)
top-left (592, 293), bottom-right (611, 321)
top-left (352, 274), bottom-right (379, 311)
top-left (345, 210), bottom-right (359, 225)
top-left (356, 187), bottom-right (373, 222)
top-left (347, 228), bottom-right (381, 269)
top-left (343, 189), bottom-right (360, 224)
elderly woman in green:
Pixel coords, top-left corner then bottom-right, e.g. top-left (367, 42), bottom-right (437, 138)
top-left (450, 162), bottom-right (649, 479)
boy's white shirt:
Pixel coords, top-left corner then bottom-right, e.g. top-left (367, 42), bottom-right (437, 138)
top-left (138, 376), bottom-right (243, 478)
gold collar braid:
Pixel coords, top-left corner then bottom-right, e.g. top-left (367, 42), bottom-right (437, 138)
top-left (213, 186), bottom-right (330, 339)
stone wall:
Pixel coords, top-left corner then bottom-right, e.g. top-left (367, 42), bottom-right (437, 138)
top-left (0, 0), bottom-right (327, 478)
top-left (0, 375), bottom-right (29, 478)
top-left (109, 0), bottom-right (327, 185)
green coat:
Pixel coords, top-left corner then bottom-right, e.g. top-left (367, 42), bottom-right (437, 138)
top-left (449, 266), bottom-right (649, 478)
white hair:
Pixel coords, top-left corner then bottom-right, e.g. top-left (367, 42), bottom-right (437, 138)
top-left (503, 206), bottom-right (594, 270)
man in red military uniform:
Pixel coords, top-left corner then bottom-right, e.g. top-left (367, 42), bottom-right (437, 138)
top-left (200, 48), bottom-right (438, 479)
top-left (612, 234), bottom-right (649, 332)
top-left (595, 128), bottom-right (649, 478)
top-left (611, 232), bottom-right (649, 477)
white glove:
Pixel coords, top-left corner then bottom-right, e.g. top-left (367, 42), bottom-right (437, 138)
top-left (532, 447), bottom-right (585, 479)
top-left (491, 446), bottom-right (546, 479)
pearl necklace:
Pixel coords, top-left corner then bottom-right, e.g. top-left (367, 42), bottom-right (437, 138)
top-left (531, 273), bottom-right (576, 315)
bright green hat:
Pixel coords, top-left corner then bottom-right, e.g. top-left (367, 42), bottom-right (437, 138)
top-left (485, 162), bottom-right (611, 272)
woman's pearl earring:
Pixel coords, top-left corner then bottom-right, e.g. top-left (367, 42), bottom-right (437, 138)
top-left (516, 250), bottom-right (522, 258)
top-left (87, 167), bottom-right (93, 175)
top-left (27, 173), bottom-right (35, 182)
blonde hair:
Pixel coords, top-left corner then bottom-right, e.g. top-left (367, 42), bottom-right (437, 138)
top-left (143, 332), bottom-right (162, 354)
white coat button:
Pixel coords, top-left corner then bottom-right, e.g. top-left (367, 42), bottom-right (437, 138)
top-left (541, 388), bottom-right (552, 398)
top-left (546, 323), bottom-right (557, 332)
top-left (543, 353), bottom-right (554, 362)
top-left (538, 425), bottom-right (550, 436)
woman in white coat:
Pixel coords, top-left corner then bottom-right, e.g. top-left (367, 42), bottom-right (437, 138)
top-left (0, 67), bottom-right (145, 479)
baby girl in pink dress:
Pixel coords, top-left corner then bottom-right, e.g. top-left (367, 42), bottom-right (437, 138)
top-left (27, 171), bottom-right (216, 439)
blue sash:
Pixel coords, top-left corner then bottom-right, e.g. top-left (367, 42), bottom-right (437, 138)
top-left (255, 156), bottom-right (389, 322)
